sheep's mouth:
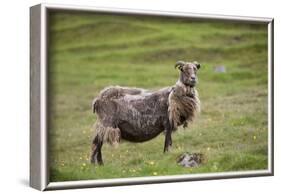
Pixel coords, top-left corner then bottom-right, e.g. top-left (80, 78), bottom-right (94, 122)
top-left (189, 80), bottom-right (196, 87)
top-left (184, 81), bottom-right (196, 87)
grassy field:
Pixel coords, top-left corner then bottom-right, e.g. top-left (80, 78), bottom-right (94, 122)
top-left (48, 11), bottom-right (269, 182)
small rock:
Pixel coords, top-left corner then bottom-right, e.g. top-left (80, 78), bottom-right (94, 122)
top-left (214, 65), bottom-right (226, 73)
top-left (177, 152), bottom-right (203, 167)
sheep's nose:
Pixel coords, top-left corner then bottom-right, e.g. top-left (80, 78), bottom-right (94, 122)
top-left (191, 76), bottom-right (196, 81)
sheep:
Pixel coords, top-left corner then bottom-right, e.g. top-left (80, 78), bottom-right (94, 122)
top-left (91, 61), bottom-right (201, 165)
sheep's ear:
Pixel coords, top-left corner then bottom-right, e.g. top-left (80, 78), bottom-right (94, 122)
top-left (194, 61), bottom-right (201, 70)
top-left (175, 61), bottom-right (185, 71)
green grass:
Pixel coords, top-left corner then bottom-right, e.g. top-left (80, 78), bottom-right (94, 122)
top-left (48, 11), bottom-right (269, 182)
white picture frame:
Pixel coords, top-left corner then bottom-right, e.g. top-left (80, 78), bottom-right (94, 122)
top-left (30, 3), bottom-right (274, 191)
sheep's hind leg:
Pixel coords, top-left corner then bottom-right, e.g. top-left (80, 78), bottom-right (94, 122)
top-left (91, 135), bottom-right (104, 165)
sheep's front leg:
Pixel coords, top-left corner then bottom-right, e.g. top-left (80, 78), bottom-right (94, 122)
top-left (164, 125), bottom-right (173, 153)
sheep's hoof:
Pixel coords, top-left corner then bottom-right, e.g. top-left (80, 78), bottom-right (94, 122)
top-left (90, 157), bottom-right (104, 165)
top-left (163, 146), bottom-right (172, 153)
top-left (91, 160), bottom-right (104, 166)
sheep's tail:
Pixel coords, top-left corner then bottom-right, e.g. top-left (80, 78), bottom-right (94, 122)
top-left (92, 91), bottom-right (120, 146)
top-left (92, 99), bottom-right (120, 146)
top-left (93, 120), bottom-right (121, 146)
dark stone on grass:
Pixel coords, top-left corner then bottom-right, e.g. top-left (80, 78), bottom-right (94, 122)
top-left (177, 152), bottom-right (203, 167)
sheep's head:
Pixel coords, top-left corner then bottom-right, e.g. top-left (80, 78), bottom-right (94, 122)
top-left (175, 61), bottom-right (201, 87)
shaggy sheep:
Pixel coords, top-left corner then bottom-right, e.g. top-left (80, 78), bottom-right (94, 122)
top-left (91, 61), bottom-right (201, 165)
